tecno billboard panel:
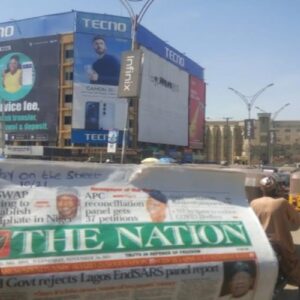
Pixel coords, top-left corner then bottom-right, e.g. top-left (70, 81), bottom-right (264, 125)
top-left (71, 30), bottom-right (131, 145)
top-left (0, 12), bottom-right (75, 42)
top-left (138, 47), bottom-right (189, 146)
top-left (189, 76), bottom-right (206, 149)
top-left (0, 35), bottom-right (60, 141)
top-left (137, 25), bottom-right (204, 80)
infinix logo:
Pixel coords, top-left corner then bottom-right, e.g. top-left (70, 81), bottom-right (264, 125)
top-left (0, 26), bottom-right (14, 38)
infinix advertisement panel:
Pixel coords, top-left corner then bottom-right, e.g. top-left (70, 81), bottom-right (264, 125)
top-left (72, 31), bottom-right (130, 145)
top-left (118, 49), bottom-right (142, 98)
top-left (138, 47), bottom-right (189, 146)
top-left (0, 35), bottom-right (60, 141)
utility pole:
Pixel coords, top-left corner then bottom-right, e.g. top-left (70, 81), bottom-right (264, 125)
top-left (119, 0), bottom-right (155, 164)
top-left (255, 102), bottom-right (290, 164)
top-left (228, 83), bottom-right (274, 165)
top-left (223, 117), bottom-right (232, 164)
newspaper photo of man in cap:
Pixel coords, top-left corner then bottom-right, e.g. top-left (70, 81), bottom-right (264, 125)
top-left (145, 190), bottom-right (169, 222)
top-left (56, 187), bottom-right (80, 222)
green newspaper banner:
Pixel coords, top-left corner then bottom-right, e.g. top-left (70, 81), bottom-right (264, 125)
top-left (0, 221), bottom-right (251, 260)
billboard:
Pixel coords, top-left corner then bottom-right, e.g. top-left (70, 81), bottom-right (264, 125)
top-left (0, 12), bottom-right (75, 42)
top-left (118, 49), bottom-right (143, 98)
top-left (0, 35), bottom-right (60, 141)
top-left (72, 32), bottom-right (131, 145)
top-left (76, 12), bottom-right (131, 39)
top-left (244, 119), bottom-right (255, 139)
top-left (137, 25), bottom-right (204, 80)
top-left (189, 76), bottom-right (206, 149)
top-left (138, 47), bottom-right (189, 146)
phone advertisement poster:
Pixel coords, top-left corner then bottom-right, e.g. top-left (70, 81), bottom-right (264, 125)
top-left (72, 32), bottom-right (130, 145)
top-left (0, 35), bottom-right (60, 141)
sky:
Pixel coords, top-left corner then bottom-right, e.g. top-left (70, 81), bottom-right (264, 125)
top-left (1, 0), bottom-right (299, 121)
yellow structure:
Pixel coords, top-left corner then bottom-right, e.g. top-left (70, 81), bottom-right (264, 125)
top-left (206, 115), bottom-right (300, 165)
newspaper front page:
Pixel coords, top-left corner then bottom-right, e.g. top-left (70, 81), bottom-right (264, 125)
top-left (0, 160), bottom-right (277, 300)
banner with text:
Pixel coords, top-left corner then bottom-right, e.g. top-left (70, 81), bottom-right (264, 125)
top-left (0, 35), bottom-right (60, 141)
top-left (138, 47), bottom-right (189, 146)
top-left (72, 32), bottom-right (130, 144)
top-left (0, 160), bottom-right (277, 299)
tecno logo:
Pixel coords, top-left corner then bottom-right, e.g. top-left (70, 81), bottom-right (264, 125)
top-left (82, 18), bottom-right (127, 32)
top-left (0, 25), bottom-right (14, 38)
top-left (165, 46), bottom-right (185, 67)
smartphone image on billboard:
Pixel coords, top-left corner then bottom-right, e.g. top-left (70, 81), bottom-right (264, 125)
top-left (99, 102), bottom-right (115, 130)
top-left (85, 102), bottom-right (100, 130)
top-left (21, 61), bottom-right (34, 86)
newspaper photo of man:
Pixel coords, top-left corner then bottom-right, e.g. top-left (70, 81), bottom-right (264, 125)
top-left (87, 35), bottom-right (121, 86)
top-left (146, 190), bottom-right (168, 222)
top-left (219, 261), bottom-right (256, 300)
top-left (56, 187), bottom-right (80, 221)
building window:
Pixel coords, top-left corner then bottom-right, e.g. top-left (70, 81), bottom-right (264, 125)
top-left (64, 139), bottom-right (71, 146)
top-left (260, 136), bottom-right (268, 143)
top-left (64, 94), bottom-right (73, 103)
top-left (65, 48), bottom-right (74, 60)
top-left (285, 135), bottom-right (290, 141)
top-left (285, 129), bottom-right (291, 133)
top-left (65, 71), bottom-right (73, 81)
top-left (64, 116), bottom-right (72, 125)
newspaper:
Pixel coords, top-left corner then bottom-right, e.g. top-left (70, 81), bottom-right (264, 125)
top-left (0, 160), bottom-right (277, 300)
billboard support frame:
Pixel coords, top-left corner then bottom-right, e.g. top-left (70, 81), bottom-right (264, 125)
top-left (119, 0), bottom-right (155, 164)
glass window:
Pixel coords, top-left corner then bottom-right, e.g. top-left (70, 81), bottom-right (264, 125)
top-left (64, 116), bottom-right (72, 125)
top-left (64, 139), bottom-right (71, 146)
top-left (64, 94), bottom-right (73, 103)
top-left (65, 48), bottom-right (74, 59)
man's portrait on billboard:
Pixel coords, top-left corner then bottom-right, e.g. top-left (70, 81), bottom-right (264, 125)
top-left (87, 35), bottom-right (121, 86)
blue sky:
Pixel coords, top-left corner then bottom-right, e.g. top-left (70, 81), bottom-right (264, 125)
top-left (1, 0), bottom-right (299, 121)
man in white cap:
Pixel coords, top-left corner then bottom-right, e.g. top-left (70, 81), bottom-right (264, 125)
top-left (56, 187), bottom-right (80, 221)
top-left (251, 176), bottom-right (300, 286)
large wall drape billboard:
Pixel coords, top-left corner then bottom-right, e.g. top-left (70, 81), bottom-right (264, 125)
top-left (189, 76), bottom-right (206, 149)
top-left (0, 12), bottom-right (75, 42)
top-left (138, 47), bottom-right (189, 146)
top-left (71, 31), bottom-right (131, 145)
top-left (137, 25), bottom-right (204, 80)
top-left (0, 35), bottom-right (60, 141)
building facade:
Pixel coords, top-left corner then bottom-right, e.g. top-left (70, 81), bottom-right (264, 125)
top-left (0, 11), bottom-right (206, 162)
top-left (206, 115), bottom-right (300, 165)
